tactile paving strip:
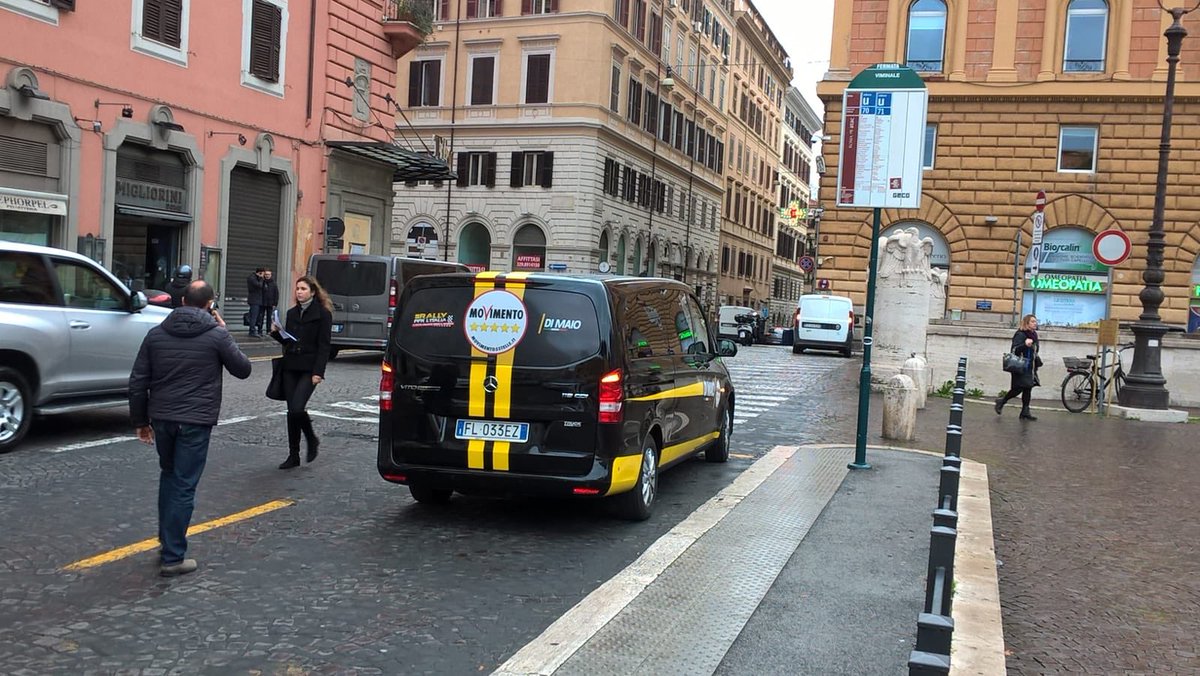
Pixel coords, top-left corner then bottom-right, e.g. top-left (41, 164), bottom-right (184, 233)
top-left (554, 447), bottom-right (850, 675)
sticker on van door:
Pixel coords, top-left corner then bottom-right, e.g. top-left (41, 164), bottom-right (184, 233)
top-left (464, 289), bottom-right (529, 354)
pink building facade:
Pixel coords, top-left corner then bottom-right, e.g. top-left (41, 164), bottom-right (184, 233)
top-left (0, 0), bottom-right (440, 312)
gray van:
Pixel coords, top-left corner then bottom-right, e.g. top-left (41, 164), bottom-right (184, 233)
top-left (307, 254), bottom-right (468, 356)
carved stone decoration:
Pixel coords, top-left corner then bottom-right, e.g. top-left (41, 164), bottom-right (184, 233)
top-left (929, 267), bottom-right (948, 320)
top-left (873, 227), bottom-right (935, 382)
top-left (877, 226), bottom-right (936, 282)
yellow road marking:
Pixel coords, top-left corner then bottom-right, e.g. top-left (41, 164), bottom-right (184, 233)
top-left (62, 499), bottom-right (294, 571)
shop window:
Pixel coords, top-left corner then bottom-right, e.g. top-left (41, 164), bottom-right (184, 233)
top-left (1064, 0), bottom-right (1108, 73)
top-left (1058, 126), bottom-right (1098, 173)
top-left (242, 0), bottom-right (288, 96)
top-left (132, 0), bottom-right (189, 66)
top-left (905, 0), bottom-right (946, 73)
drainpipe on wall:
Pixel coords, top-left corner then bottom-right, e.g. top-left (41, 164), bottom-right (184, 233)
top-left (442, 0), bottom-right (463, 262)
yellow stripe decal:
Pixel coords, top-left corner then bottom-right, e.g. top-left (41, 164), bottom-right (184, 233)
top-left (660, 431), bottom-right (721, 466)
top-left (605, 454), bottom-right (642, 496)
top-left (628, 381), bottom-right (707, 402)
top-left (491, 273), bottom-right (529, 472)
top-left (467, 274), bottom-right (498, 468)
top-left (63, 499), bottom-right (294, 571)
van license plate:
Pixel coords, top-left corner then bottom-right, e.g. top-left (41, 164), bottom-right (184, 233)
top-left (802, 322), bottom-right (839, 330)
top-left (455, 419), bottom-right (529, 443)
top-left (332, 324), bottom-right (344, 333)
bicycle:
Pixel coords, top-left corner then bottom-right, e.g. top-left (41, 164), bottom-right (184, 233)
top-left (1060, 342), bottom-right (1134, 413)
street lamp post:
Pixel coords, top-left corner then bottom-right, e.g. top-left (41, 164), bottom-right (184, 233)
top-left (1119, 1), bottom-right (1199, 409)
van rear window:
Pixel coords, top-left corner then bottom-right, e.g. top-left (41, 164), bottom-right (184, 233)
top-left (313, 260), bottom-right (388, 296)
top-left (397, 286), bottom-right (602, 367)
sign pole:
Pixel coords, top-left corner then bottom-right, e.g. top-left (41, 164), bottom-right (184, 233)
top-left (1029, 191), bottom-right (1046, 320)
top-left (851, 207), bottom-right (882, 470)
top-left (1011, 230), bottom-right (1021, 328)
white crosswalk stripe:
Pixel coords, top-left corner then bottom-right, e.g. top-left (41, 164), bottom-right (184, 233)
top-left (723, 347), bottom-right (849, 427)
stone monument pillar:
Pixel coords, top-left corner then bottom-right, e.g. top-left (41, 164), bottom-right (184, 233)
top-left (929, 268), bottom-right (948, 320)
top-left (873, 226), bottom-right (935, 381)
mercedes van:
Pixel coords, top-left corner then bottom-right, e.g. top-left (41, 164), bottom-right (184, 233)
top-left (376, 272), bottom-right (739, 520)
top-left (792, 294), bottom-right (855, 357)
top-left (308, 254), bottom-right (468, 357)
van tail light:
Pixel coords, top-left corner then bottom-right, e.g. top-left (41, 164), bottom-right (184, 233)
top-left (848, 310), bottom-right (855, 331)
top-left (794, 307), bottom-right (801, 326)
top-left (389, 278), bottom-right (398, 309)
top-left (598, 369), bottom-right (624, 424)
top-left (379, 360), bottom-right (394, 411)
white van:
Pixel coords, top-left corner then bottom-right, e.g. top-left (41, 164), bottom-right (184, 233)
top-left (718, 305), bottom-right (757, 345)
top-left (792, 294), bottom-right (855, 357)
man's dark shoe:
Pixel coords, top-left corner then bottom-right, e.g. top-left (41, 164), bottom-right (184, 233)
top-left (1019, 411), bottom-right (1038, 421)
top-left (994, 397), bottom-right (1004, 415)
top-left (160, 558), bottom-right (198, 577)
top-left (306, 437), bottom-right (320, 463)
top-left (278, 456), bottom-right (300, 469)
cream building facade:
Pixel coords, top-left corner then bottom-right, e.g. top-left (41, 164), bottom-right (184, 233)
top-left (769, 86), bottom-right (821, 327)
top-left (391, 0), bottom-right (740, 309)
top-left (818, 0), bottom-right (1200, 331)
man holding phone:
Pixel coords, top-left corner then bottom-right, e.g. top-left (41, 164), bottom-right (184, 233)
top-left (129, 280), bottom-right (252, 577)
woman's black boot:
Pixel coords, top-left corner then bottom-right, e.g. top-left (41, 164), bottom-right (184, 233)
top-left (301, 414), bottom-right (320, 463)
top-left (994, 397), bottom-right (1005, 415)
top-left (281, 412), bottom-right (302, 468)
top-left (1019, 408), bottom-right (1038, 421)
top-left (278, 452), bottom-right (300, 469)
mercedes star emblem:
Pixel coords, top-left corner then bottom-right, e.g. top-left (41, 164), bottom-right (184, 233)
top-left (483, 376), bottom-right (499, 393)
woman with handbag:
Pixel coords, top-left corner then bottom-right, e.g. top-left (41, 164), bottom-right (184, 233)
top-left (995, 314), bottom-right (1043, 420)
top-left (269, 275), bottom-right (333, 469)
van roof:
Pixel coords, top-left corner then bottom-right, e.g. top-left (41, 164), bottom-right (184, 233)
top-left (406, 271), bottom-right (693, 293)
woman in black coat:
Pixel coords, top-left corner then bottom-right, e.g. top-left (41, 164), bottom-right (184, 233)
top-left (995, 314), bottom-right (1043, 420)
top-left (270, 275), bottom-right (334, 468)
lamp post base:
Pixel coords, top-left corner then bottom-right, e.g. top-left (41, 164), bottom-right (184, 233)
top-left (1117, 321), bottom-right (1171, 410)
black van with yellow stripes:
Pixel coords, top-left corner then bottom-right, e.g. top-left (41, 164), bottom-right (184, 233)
top-left (377, 272), bottom-right (738, 520)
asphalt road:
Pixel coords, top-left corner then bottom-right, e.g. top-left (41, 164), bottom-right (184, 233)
top-left (0, 344), bottom-right (859, 673)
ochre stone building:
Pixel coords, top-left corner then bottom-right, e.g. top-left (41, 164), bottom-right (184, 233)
top-left (817, 0), bottom-right (1200, 330)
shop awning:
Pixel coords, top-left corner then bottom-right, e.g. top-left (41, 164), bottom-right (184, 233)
top-left (327, 141), bottom-right (455, 182)
top-left (116, 205), bottom-right (192, 222)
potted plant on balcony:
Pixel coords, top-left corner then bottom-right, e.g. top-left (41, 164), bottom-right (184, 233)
top-left (385, 0), bottom-right (434, 37)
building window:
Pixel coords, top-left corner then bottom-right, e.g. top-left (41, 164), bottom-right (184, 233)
top-left (523, 0), bottom-right (556, 14)
top-left (469, 55), bottom-right (497, 105)
top-left (662, 21), bottom-right (672, 63)
top-left (627, 78), bottom-right (643, 124)
top-left (511, 151), bottom-right (554, 188)
top-left (1064, 0), bottom-right (1108, 73)
top-left (905, 0), bottom-right (946, 73)
top-left (468, 0), bottom-right (499, 18)
top-left (523, 52), bottom-right (553, 104)
top-left (456, 152), bottom-right (497, 187)
top-left (923, 123), bottom-right (937, 170)
top-left (408, 59), bottom-right (442, 107)
top-left (610, 62), bottom-right (622, 113)
top-left (241, 0), bottom-right (287, 96)
top-left (132, 0), bottom-right (190, 66)
top-left (1058, 126), bottom-right (1098, 173)
top-left (0, 0), bottom-right (60, 23)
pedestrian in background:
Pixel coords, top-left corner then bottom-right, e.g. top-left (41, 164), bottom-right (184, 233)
top-left (129, 280), bottom-right (252, 577)
top-left (270, 275), bottom-right (333, 469)
top-left (166, 264), bottom-right (192, 309)
top-left (246, 267), bottom-right (265, 337)
top-left (995, 314), bottom-right (1043, 421)
top-left (260, 268), bottom-right (279, 337)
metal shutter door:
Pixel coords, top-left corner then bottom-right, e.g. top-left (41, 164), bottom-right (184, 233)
top-left (225, 168), bottom-right (282, 316)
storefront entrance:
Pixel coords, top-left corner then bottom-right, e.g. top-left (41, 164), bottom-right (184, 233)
top-left (1022, 226), bottom-right (1108, 326)
top-left (111, 144), bottom-right (191, 291)
top-left (0, 118), bottom-right (66, 247)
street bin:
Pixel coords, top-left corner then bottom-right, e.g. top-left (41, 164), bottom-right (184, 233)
top-left (782, 328), bottom-right (794, 346)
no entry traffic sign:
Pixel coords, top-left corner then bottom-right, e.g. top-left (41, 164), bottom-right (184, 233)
top-left (1092, 229), bottom-right (1131, 267)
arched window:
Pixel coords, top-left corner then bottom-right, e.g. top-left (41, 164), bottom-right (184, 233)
top-left (512, 224), bottom-right (546, 271)
top-left (406, 223), bottom-right (439, 259)
top-left (457, 222), bottom-right (491, 271)
top-left (598, 230), bottom-right (610, 269)
top-left (906, 0), bottom-right (947, 73)
top-left (1064, 0), bottom-right (1108, 73)
top-left (616, 233), bottom-right (627, 274)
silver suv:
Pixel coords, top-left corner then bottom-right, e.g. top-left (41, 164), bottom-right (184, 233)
top-left (0, 241), bottom-right (169, 453)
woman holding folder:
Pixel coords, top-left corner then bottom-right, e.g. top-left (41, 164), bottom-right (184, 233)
top-left (269, 275), bottom-right (334, 469)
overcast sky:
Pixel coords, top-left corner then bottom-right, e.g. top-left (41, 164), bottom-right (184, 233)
top-left (753, 0), bottom-right (835, 118)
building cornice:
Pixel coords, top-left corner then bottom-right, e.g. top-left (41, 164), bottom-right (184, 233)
top-left (817, 78), bottom-right (1200, 103)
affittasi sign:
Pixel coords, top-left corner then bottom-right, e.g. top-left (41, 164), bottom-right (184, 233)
top-left (1027, 273), bottom-right (1106, 294)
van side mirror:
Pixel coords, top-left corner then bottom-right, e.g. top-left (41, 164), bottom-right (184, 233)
top-left (718, 339), bottom-right (738, 357)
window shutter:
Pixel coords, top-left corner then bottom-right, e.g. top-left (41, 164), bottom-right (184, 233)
top-left (549, 0), bottom-right (558, 11)
top-left (142, 0), bottom-right (163, 42)
top-left (485, 152), bottom-right (497, 187)
top-left (511, 152), bottom-right (525, 188)
top-left (539, 152), bottom-right (554, 188)
top-left (496, 0), bottom-right (503, 15)
top-left (467, 0), bottom-right (478, 18)
top-left (424, 61), bottom-right (441, 106)
top-left (457, 153), bottom-right (469, 187)
top-left (522, 0), bottom-right (531, 14)
top-left (440, 0), bottom-right (450, 20)
top-left (408, 62), bottom-right (422, 107)
top-left (249, 0), bottom-right (282, 81)
top-left (470, 57), bottom-right (493, 105)
top-left (525, 54), bottom-right (550, 104)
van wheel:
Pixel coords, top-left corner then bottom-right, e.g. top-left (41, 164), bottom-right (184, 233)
top-left (409, 484), bottom-right (453, 505)
top-left (792, 345), bottom-right (805, 354)
top-left (328, 348), bottom-right (340, 361)
top-left (0, 367), bottom-right (32, 454)
top-left (841, 341), bottom-right (853, 358)
top-left (614, 437), bottom-right (659, 521)
top-left (705, 408), bottom-right (731, 463)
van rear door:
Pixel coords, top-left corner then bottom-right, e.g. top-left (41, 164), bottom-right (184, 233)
top-left (310, 255), bottom-right (391, 344)
top-left (386, 275), bottom-right (607, 478)
top-left (796, 296), bottom-right (852, 342)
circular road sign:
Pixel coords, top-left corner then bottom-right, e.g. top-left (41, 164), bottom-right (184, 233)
top-left (799, 255), bottom-right (816, 272)
top-left (1092, 229), bottom-right (1132, 267)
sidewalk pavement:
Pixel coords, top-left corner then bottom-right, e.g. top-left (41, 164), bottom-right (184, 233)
top-left (495, 443), bottom-right (1003, 676)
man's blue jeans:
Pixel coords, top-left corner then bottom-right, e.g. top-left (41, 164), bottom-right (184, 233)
top-left (248, 304), bottom-right (263, 335)
top-left (153, 421), bottom-right (212, 565)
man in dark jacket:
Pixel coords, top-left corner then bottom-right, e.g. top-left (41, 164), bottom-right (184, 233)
top-left (246, 268), bottom-right (265, 337)
top-left (129, 280), bottom-right (252, 577)
top-left (260, 268), bottom-right (279, 337)
top-left (166, 264), bottom-right (193, 309)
